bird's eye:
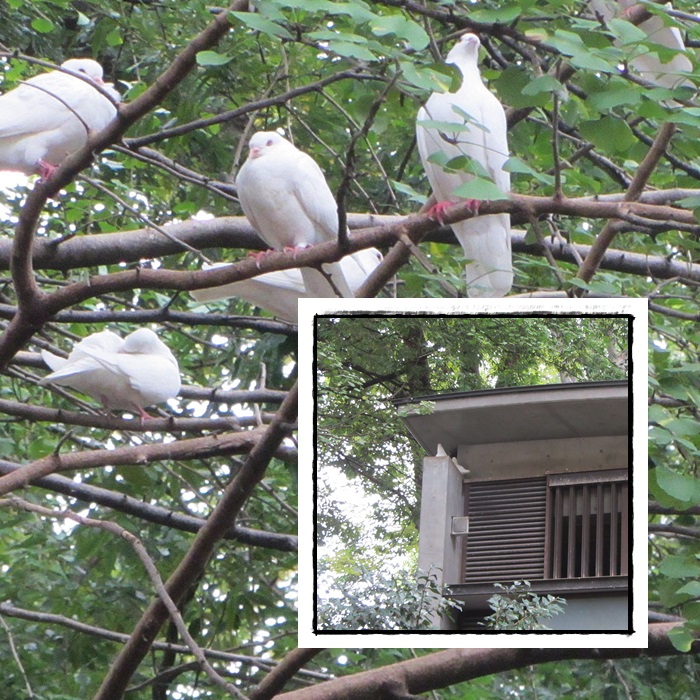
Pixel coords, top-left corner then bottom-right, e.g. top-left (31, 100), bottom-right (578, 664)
top-left (266, 139), bottom-right (274, 146)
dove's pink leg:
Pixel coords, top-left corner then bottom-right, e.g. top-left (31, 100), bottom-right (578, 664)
top-left (37, 160), bottom-right (58, 180)
top-left (427, 199), bottom-right (480, 226)
top-left (138, 407), bottom-right (155, 425)
top-left (247, 249), bottom-right (274, 261)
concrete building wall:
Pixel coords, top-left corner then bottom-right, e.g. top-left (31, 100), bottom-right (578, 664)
top-left (545, 594), bottom-right (629, 631)
top-left (458, 435), bottom-right (627, 481)
top-left (416, 455), bottom-right (463, 630)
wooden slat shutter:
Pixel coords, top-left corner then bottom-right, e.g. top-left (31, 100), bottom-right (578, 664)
top-left (463, 477), bottom-right (547, 583)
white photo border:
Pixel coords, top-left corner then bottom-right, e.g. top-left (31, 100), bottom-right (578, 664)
top-left (298, 297), bottom-right (647, 649)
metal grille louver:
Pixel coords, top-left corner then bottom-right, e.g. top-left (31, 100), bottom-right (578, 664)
top-left (463, 477), bottom-right (547, 583)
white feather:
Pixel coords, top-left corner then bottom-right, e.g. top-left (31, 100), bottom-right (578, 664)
top-left (416, 34), bottom-right (512, 297)
top-left (191, 247), bottom-right (383, 322)
top-left (235, 131), bottom-right (354, 298)
top-left (41, 328), bottom-right (180, 416)
top-left (0, 58), bottom-right (119, 176)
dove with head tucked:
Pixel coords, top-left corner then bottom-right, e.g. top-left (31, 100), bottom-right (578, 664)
top-left (40, 328), bottom-right (181, 421)
top-left (416, 33), bottom-right (512, 298)
top-left (191, 247), bottom-right (383, 322)
top-left (0, 58), bottom-right (120, 179)
top-left (235, 131), bottom-right (355, 298)
top-left (588, 0), bottom-right (692, 89)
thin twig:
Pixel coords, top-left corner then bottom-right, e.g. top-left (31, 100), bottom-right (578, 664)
top-left (0, 614), bottom-right (34, 697)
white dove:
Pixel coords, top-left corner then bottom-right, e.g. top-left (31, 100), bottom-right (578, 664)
top-left (0, 58), bottom-right (120, 179)
top-left (235, 131), bottom-right (354, 298)
top-left (588, 0), bottom-right (692, 89)
top-left (416, 33), bottom-right (512, 297)
top-left (40, 328), bottom-right (181, 421)
top-left (191, 247), bottom-right (383, 322)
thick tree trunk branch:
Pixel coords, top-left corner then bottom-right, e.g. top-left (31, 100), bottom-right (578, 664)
top-left (250, 649), bottom-right (324, 700)
top-left (277, 624), bottom-right (696, 700)
top-left (0, 426), bottom-right (272, 497)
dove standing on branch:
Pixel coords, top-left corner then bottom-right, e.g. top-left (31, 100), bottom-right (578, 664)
top-left (588, 0), bottom-right (692, 89)
top-left (0, 58), bottom-right (120, 179)
top-left (235, 131), bottom-right (355, 298)
top-left (416, 33), bottom-right (512, 298)
top-left (40, 329), bottom-right (181, 421)
top-left (191, 247), bottom-right (383, 322)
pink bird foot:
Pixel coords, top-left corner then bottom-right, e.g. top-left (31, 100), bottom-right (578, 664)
top-left (427, 199), bottom-right (480, 226)
top-left (37, 159), bottom-right (59, 181)
top-left (283, 244), bottom-right (311, 260)
top-left (138, 407), bottom-right (155, 426)
top-left (247, 249), bottom-right (275, 269)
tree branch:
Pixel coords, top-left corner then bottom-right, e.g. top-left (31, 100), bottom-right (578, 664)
top-left (0, 427), bottom-right (274, 497)
top-left (277, 625), bottom-right (697, 700)
top-left (0, 459), bottom-right (297, 550)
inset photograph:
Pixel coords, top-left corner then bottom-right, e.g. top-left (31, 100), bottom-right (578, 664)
top-left (299, 299), bottom-right (647, 647)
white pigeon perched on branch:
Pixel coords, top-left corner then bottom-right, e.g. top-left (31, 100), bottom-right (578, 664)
top-left (191, 247), bottom-right (383, 322)
top-left (235, 131), bottom-right (355, 298)
top-left (588, 0), bottom-right (692, 89)
top-left (0, 58), bottom-right (119, 179)
top-left (40, 328), bottom-right (181, 421)
top-left (416, 33), bottom-right (512, 297)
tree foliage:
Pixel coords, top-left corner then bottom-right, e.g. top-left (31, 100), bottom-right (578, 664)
top-left (480, 581), bottom-right (567, 631)
top-left (0, 0), bottom-right (696, 697)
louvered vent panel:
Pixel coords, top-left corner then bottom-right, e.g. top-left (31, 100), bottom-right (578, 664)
top-left (463, 478), bottom-right (547, 583)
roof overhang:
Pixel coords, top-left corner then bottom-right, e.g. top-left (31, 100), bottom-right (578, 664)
top-left (393, 380), bottom-right (629, 457)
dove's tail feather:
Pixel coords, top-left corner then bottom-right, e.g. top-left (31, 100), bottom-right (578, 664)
top-left (301, 262), bottom-right (354, 299)
top-left (40, 350), bottom-right (67, 374)
top-left (192, 271), bottom-right (304, 323)
top-left (453, 214), bottom-right (513, 298)
top-left (39, 355), bottom-right (97, 383)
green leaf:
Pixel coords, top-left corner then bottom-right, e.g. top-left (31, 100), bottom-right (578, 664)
top-left (31, 17), bottom-right (54, 33)
top-left (668, 626), bottom-right (694, 653)
top-left (588, 86), bottom-right (642, 111)
top-left (660, 556), bottom-right (700, 579)
top-left (674, 581), bottom-right (700, 598)
top-left (607, 18), bottom-right (649, 46)
top-left (196, 51), bottom-right (233, 67)
top-left (416, 118), bottom-right (473, 134)
top-left (493, 66), bottom-right (550, 108)
top-left (521, 75), bottom-right (564, 96)
top-left (106, 27), bottom-right (123, 46)
top-left (655, 465), bottom-right (700, 503)
top-left (399, 60), bottom-right (458, 91)
top-left (230, 11), bottom-right (293, 39)
top-left (677, 196), bottom-right (700, 209)
top-left (370, 15), bottom-right (429, 50)
top-left (503, 157), bottom-right (555, 186)
top-left (546, 30), bottom-right (614, 73)
top-left (579, 116), bottom-right (634, 153)
top-left (327, 40), bottom-right (378, 61)
top-left (452, 177), bottom-right (509, 201)
top-left (391, 180), bottom-right (428, 205)
top-left (469, 6), bottom-right (521, 24)
top-left (660, 417), bottom-right (700, 439)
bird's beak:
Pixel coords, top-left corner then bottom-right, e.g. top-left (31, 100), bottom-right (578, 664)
top-left (95, 77), bottom-right (105, 85)
top-left (249, 147), bottom-right (262, 159)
